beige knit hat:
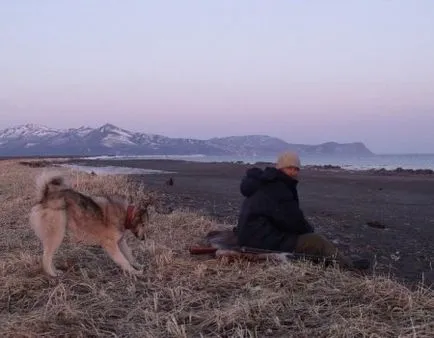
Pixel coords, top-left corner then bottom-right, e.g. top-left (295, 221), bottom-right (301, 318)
top-left (276, 151), bottom-right (301, 169)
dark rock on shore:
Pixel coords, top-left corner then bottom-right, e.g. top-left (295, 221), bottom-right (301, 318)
top-left (306, 164), bottom-right (343, 170)
top-left (253, 162), bottom-right (343, 171)
top-left (366, 221), bottom-right (387, 229)
top-left (368, 167), bottom-right (434, 176)
top-left (253, 161), bottom-right (274, 166)
top-left (18, 160), bottom-right (52, 168)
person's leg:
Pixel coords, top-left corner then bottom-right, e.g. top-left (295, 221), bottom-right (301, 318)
top-left (294, 233), bottom-right (354, 268)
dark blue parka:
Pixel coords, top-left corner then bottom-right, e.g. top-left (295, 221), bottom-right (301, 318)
top-left (236, 167), bottom-right (314, 251)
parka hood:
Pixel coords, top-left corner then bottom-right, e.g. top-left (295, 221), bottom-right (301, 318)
top-left (240, 167), bottom-right (298, 197)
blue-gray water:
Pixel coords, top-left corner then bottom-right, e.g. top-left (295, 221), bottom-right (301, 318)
top-left (84, 154), bottom-right (434, 171)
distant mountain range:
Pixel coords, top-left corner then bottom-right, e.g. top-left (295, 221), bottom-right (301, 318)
top-left (0, 123), bottom-right (374, 157)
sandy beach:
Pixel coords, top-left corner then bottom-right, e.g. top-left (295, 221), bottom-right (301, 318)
top-left (64, 158), bottom-right (434, 285)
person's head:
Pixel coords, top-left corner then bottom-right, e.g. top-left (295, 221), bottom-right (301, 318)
top-left (276, 151), bottom-right (301, 178)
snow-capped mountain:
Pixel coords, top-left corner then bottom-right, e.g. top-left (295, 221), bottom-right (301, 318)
top-left (0, 124), bottom-right (62, 140)
top-left (0, 123), bottom-right (374, 157)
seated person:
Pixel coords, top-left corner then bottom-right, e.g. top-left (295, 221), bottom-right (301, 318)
top-left (235, 151), bottom-right (369, 270)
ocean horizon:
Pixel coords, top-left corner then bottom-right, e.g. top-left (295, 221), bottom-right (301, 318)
top-left (84, 153), bottom-right (434, 171)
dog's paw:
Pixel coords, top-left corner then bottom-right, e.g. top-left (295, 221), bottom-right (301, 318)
top-left (132, 263), bottom-right (144, 270)
top-left (47, 269), bottom-right (64, 277)
top-left (131, 268), bottom-right (143, 275)
top-left (125, 269), bottom-right (142, 277)
top-left (123, 267), bottom-right (142, 276)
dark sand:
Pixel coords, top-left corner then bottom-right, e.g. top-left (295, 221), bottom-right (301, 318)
top-left (68, 158), bottom-right (434, 285)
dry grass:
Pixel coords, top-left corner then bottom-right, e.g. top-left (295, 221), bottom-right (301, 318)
top-left (0, 159), bottom-right (433, 338)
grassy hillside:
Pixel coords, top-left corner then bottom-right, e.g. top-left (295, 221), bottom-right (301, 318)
top-left (0, 160), bottom-right (432, 337)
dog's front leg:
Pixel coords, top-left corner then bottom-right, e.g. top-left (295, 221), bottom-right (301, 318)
top-left (102, 240), bottom-right (141, 275)
top-left (119, 237), bottom-right (142, 269)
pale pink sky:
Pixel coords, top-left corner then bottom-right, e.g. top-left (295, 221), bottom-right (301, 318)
top-left (1, 1), bottom-right (434, 153)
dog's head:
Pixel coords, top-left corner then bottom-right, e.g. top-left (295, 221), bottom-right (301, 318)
top-left (126, 206), bottom-right (149, 240)
top-left (126, 195), bottom-right (156, 240)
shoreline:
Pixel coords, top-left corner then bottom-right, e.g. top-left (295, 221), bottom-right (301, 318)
top-left (3, 151), bottom-right (434, 173)
top-left (15, 157), bottom-right (434, 177)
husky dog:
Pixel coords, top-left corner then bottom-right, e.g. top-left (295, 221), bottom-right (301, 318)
top-left (29, 171), bottom-right (150, 276)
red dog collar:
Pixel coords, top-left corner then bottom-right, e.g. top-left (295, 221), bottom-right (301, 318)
top-left (125, 205), bottom-right (136, 229)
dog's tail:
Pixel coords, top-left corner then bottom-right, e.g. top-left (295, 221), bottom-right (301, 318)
top-left (35, 171), bottom-right (69, 202)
